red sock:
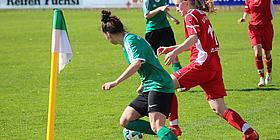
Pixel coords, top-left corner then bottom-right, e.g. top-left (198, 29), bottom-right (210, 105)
top-left (265, 56), bottom-right (272, 73)
top-left (223, 109), bottom-right (246, 132)
top-left (255, 56), bottom-right (264, 77)
top-left (169, 94), bottom-right (179, 126)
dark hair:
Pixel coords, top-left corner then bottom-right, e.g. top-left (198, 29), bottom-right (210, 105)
top-left (101, 10), bottom-right (125, 34)
top-left (190, 0), bottom-right (216, 13)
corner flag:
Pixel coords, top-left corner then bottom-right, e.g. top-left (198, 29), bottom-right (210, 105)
top-left (47, 9), bottom-right (72, 140)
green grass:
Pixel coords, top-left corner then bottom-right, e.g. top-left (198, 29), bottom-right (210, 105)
top-left (0, 9), bottom-right (279, 140)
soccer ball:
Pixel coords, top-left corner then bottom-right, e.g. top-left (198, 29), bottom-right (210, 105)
top-left (123, 128), bottom-right (144, 140)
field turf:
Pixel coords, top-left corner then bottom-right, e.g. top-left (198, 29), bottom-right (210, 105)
top-left (0, 9), bottom-right (279, 139)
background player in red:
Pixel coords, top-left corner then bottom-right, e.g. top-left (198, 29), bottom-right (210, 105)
top-left (158, 0), bottom-right (259, 139)
top-left (238, 0), bottom-right (275, 87)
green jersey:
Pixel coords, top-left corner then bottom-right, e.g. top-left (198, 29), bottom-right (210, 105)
top-left (143, 0), bottom-right (171, 33)
top-left (123, 33), bottom-right (174, 93)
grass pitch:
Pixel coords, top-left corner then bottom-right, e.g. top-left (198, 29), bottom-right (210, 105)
top-left (0, 9), bottom-right (279, 140)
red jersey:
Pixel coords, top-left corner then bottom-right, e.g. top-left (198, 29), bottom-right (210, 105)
top-left (184, 9), bottom-right (219, 66)
top-left (244, 0), bottom-right (274, 25)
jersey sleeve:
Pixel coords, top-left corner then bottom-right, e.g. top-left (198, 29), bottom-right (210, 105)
top-left (142, 0), bottom-right (149, 15)
top-left (184, 14), bottom-right (200, 36)
top-left (244, 0), bottom-right (251, 14)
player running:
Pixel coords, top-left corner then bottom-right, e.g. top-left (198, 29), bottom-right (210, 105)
top-left (157, 0), bottom-right (259, 139)
top-left (100, 10), bottom-right (178, 140)
top-left (238, 0), bottom-right (275, 87)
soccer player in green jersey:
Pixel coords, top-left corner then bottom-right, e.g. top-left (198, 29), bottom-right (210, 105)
top-left (100, 10), bottom-right (177, 140)
top-left (143, 0), bottom-right (183, 136)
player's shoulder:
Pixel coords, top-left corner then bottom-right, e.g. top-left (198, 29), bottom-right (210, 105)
top-left (125, 33), bottom-right (141, 42)
top-left (186, 9), bottom-right (206, 20)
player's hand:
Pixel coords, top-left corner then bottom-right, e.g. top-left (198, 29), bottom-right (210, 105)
top-left (238, 18), bottom-right (246, 23)
top-left (164, 51), bottom-right (176, 66)
top-left (158, 5), bottom-right (169, 12)
top-left (157, 46), bottom-right (175, 56)
top-left (136, 84), bottom-right (143, 94)
top-left (102, 81), bottom-right (118, 90)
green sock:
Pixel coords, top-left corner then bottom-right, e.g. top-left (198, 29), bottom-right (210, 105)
top-left (157, 126), bottom-right (178, 140)
top-left (126, 120), bottom-right (155, 135)
top-left (172, 62), bottom-right (182, 72)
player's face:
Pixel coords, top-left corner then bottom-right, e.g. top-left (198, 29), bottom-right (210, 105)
top-left (174, 0), bottom-right (189, 16)
top-left (103, 32), bottom-right (118, 45)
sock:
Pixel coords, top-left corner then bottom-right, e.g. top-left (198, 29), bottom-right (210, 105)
top-left (223, 109), bottom-right (248, 132)
top-left (265, 56), bottom-right (272, 74)
top-left (126, 119), bottom-right (155, 135)
top-left (242, 123), bottom-right (254, 135)
top-left (255, 56), bottom-right (264, 78)
top-left (157, 126), bottom-right (178, 140)
top-left (169, 94), bottom-right (179, 127)
top-left (172, 62), bottom-right (182, 72)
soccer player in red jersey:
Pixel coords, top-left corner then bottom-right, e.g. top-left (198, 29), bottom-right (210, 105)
top-left (158, 0), bottom-right (259, 139)
top-left (238, 0), bottom-right (274, 87)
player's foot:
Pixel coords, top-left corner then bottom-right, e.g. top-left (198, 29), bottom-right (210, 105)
top-left (242, 131), bottom-right (259, 140)
top-left (257, 77), bottom-right (265, 87)
top-left (169, 125), bottom-right (182, 137)
top-left (265, 73), bottom-right (272, 85)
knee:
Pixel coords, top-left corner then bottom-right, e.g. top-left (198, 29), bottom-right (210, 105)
top-left (150, 125), bottom-right (159, 134)
top-left (119, 117), bottom-right (129, 128)
top-left (211, 107), bottom-right (226, 117)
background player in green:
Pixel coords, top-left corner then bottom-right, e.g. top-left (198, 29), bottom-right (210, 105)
top-left (100, 10), bottom-right (177, 140)
top-left (143, 0), bottom-right (183, 136)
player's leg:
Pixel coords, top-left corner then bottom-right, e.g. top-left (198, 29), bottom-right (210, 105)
top-left (207, 98), bottom-right (259, 140)
top-left (122, 93), bottom-right (155, 134)
top-left (264, 50), bottom-right (272, 85)
top-left (148, 91), bottom-right (177, 140)
top-left (202, 61), bottom-right (258, 139)
top-left (248, 25), bottom-right (264, 87)
top-left (253, 45), bottom-right (265, 87)
top-left (262, 23), bottom-right (274, 85)
top-left (168, 94), bottom-right (182, 137)
top-left (149, 112), bottom-right (177, 140)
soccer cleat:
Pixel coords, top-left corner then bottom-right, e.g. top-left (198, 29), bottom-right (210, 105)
top-left (242, 131), bottom-right (259, 140)
top-left (265, 73), bottom-right (272, 85)
top-left (176, 88), bottom-right (187, 92)
top-left (169, 126), bottom-right (182, 137)
top-left (257, 77), bottom-right (265, 87)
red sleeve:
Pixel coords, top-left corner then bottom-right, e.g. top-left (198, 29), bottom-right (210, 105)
top-left (244, 0), bottom-right (251, 14)
top-left (184, 14), bottom-right (200, 37)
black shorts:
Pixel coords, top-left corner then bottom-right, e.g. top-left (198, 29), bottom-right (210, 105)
top-left (145, 27), bottom-right (176, 54)
top-left (129, 91), bottom-right (174, 117)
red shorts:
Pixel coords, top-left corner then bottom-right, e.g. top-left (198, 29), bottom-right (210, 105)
top-left (248, 22), bottom-right (274, 50)
top-left (173, 54), bottom-right (226, 100)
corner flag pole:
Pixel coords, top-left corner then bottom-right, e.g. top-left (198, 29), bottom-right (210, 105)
top-left (46, 9), bottom-right (72, 140)
top-left (47, 51), bottom-right (59, 140)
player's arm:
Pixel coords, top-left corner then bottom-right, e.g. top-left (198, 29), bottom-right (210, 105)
top-left (238, 0), bottom-right (250, 23)
top-left (165, 11), bottom-right (180, 25)
top-left (136, 83), bottom-right (144, 94)
top-left (102, 60), bottom-right (142, 90)
top-left (144, 5), bottom-right (169, 19)
top-left (164, 35), bottom-right (198, 65)
top-left (157, 44), bottom-right (190, 56)
top-left (238, 12), bottom-right (249, 23)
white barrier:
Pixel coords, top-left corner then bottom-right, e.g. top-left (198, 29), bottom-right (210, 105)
top-left (0, 0), bottom-right (144, 9)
